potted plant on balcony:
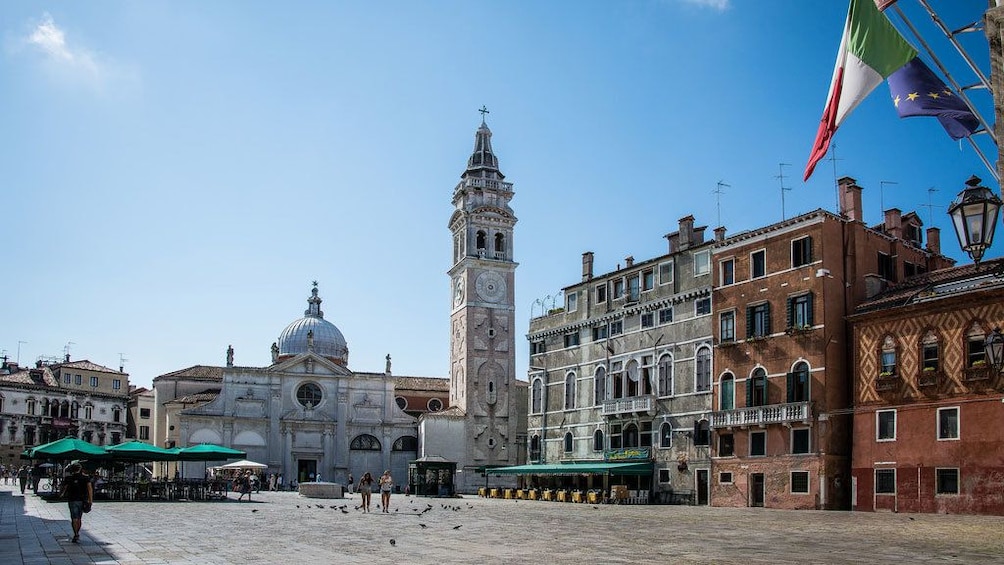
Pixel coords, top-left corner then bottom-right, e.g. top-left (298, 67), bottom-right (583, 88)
top-left (918, 366), bottom-right (939, 388)
top-left (785, 325), bottom-right (813, 337)
top-left (875, 371), bottom-right (898, 391)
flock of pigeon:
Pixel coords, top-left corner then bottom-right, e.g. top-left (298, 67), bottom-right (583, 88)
top-left (278, 497), bottom-right (477, 546)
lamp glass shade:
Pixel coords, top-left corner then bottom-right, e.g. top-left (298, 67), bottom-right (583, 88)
top-left (985, 328), bottom-right (1004, 373)
top-left (948, 180), bottom-right (1002, 264)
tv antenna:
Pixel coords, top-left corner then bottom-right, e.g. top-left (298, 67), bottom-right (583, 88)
top-left (119, 353), bottom-right (129, 373)
top-left (776, 163), bottom-right (792, 220)
top-left (712, 181), bottom-right (730, 228)
top-left (63, 341), bottom-right (75, 360)
top-left (827, 144), bottom-right (844, 213)
top-left (920, 187), bottom-right (940, 225)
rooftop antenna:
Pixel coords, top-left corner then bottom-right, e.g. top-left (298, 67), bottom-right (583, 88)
top-left (712, 181), bottom-right (730, 228)
top-left (776, 163), bottom-right (791, 220)
top-left (879, 180), bottom-right (898, 218)
top-left (63, 341), bottom-right (75, 361)
top-left (920, 187), bottom-right (940, 225)
top-left (119, 353), bottom-right (128, 373)
top-left (826, 144), bottom-right (843, 213)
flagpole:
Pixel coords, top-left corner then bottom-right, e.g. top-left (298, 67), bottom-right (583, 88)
top-left (890, 4), bottom-right (997, 145)
top-left (913, 0), bottom-right (992, 92)
top-left (967, 136), bottom-right (1000, 183)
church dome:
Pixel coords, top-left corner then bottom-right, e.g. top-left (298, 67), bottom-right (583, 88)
top-left (276, 283), bottom-right (349, 365)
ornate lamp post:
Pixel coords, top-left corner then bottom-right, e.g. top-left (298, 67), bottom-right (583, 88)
top-left (947, 176), bottom-right (1002, 264)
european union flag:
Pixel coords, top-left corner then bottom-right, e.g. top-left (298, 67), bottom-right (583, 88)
top-left (887, 57), bottom-right (979, 140)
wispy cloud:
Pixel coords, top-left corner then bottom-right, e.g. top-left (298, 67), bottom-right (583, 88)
top-left (679, 0), bottom-right (731, 11)
top-left (14, 12), bottom-right (138, 94)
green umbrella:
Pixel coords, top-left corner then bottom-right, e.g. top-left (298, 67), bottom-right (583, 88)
top-left (29, 437), bottom-right (108, 460)
top-left (105, 440), bottom-right (178, 462)
top-left (174, 443), bottom-right (246, 461)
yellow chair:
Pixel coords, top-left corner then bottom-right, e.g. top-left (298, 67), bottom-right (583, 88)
top-left (528, 489), bottom-right (538, 500)
top-left (542, 489), bottom-right (553, 501)
top-left (490, 488), bottom-right (500, 498)
top-left (504, 488), bottom-right (513, 499)
top-left (572, 491), bottom-right (584, 503)
top-left (516, 489), bottom-right (525, 499)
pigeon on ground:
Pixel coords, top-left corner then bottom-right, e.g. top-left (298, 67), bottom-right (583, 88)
top-left (453, 525), bottom-right (462, 530)
top-left (252, 509), bottom-right (259, 513)
top-left (389, 539), bottom-right (396, 546)
top-left (341, 509), bottom-right (349, 514)
top-left (419, 523), bottom-right (427, 529)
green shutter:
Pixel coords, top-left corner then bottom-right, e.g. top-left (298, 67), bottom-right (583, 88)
top-left (786, 373), bottom-right (794, 403)
top-left (806, 291), bottom-right (815, 326)
top-left (786, 297), bottom-right (794, 329)
top-left (764, 303), bottom-right (772, 335)
top-left (807, 236), bottom-right (814, 263)
top-left (746, 377), bottom-right (753, 407)
top-left (746, 306), bottom-right (754, 339)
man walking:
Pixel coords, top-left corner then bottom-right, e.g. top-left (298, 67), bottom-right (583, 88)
top-left (17, 465), bottom-right (29, 494)
top-left (60, 461), bottom-right (93, 544)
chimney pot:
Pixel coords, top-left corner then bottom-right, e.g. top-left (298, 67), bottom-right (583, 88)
top-left (582, 252), bottom-right (594, 281)
top-left (926, 227), bottom-right (942, 255)
top-left (625, 256), bottom-right (634, 268)
top-left (714, 226), bottom-right (727, 242)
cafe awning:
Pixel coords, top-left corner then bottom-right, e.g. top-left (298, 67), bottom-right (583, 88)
top-left (486, 461), bottom-right (653, 476)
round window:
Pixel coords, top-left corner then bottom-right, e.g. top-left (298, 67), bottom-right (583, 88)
top-left (395, 397), bottom-right (408, 410)
top-left (296, 382), bottom-right (322, 408)
top-left (427, 398), bottom-right (443, 412)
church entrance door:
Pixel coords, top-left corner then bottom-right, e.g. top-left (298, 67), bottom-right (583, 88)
top-left (298, 459), bottom-right (317, 483)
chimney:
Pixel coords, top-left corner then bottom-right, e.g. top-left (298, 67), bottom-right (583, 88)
top-left (678, 215), bottom-right (695, 250)
top-left (625, 256), bottom-right (634, 268)
top-left (926, 227), bottom-right (942, 255)
top-left (582, 252), bottom-right (594, 281)
top-left (665, 233), bottom-right (680, 253)
top-left (693, 226), bottom-right (706, 245)
top-left (883, 208), bottom-right (903, 239)
top-left (714, 226), bottom-right (727, 243)
top-left (838, 177), bottom-right (863, 222)
top-left (64, 353), bottom-right (70, 363)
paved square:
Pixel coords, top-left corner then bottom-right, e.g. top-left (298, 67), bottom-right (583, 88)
top-left (1, 484), bottom-right (1002, 564)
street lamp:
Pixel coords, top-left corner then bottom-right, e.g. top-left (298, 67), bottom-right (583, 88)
top-left (948, 175), bottom-right (1002, 264)
top-left (985, 327), bottom-right (1004, 373)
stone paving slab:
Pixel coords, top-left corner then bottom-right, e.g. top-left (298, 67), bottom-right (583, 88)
top-left (1, 483), bottom-right (1003, 564)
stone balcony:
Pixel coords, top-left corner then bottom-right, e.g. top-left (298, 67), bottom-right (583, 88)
top-left (602, 395), bottom-right (654, 417)
top-left (709, 401), bottom-right (812, 429)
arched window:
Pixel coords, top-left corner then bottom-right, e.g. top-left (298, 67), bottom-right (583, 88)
top-left (787, 362), bottom-right (810, 403)
top-left (531, 378), bottom-right (543, 414)
top-left (880, 336), bottom-right (898, 375)
top-left (660, 422), bottom-right (673, 448)
top-left (694, 419), bottom-right (711, 446)
top-left (594, 366), bottom-right (606, 406)
top-left (494, 233), bottom-right (505, 254)
top-left (392, 436), bottom-right (418, 451)
top-left (626, 360), bottom-right (640, 397)
top-left (657, 355), bottom-right (673, 397)
top-left (623, 423), bottom-right (639, 448)
top-left (26, 399), bottom-right (36, 416)
top-left (921, 330), bottom-right (940, 371)
top-left (747, 368), bottom-right (768, 407)
top-left (563, 432), bottom-right (573, 453)
top-left (71, 402), bottom-right (79, 419)
top-left (564, 372), bottom-right (576, 410)
top-left (529, 434), bottom-right (541, 461)
top-left (112, 407), bottom-right (122, 423)
top-left (350, 434), bottom-right (381, 451)
top-left (84, 404), bottom-right (93, 420)
top-left (593, 429), bottom-right (604, 451)
top-left (695, 346), bottom-right (711, 392)
top-left (60, 400), bottom-right (69, 418)
top-left (476, 230), bottom-right (487, 251)
top-left (967, 322), bottom-right (987, 367)
top-left (720, 373), bottom-right (735, 410)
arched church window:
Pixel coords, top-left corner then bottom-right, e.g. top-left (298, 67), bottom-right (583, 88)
top-left (296, 382), bottom-right (322, 408)
top-left (350, 434), bottom-right (381, 451)
top-left (494, 233), bottom-right (505, 255)
top-left (476, 231), bottom-right (487, 251)
top-left (392, 436), bottom-right (418, 451)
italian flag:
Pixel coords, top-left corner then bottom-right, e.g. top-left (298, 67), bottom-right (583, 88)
top-left (804, 0), bottom-right (917, 181)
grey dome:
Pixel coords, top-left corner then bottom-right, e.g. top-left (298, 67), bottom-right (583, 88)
top-left (276, 284), bottom-right (349, 364)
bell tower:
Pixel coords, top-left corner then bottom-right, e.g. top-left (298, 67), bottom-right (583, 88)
top-left (447, 108), bottom-right (518, 467)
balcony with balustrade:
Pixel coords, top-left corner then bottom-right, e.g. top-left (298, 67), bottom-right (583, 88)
top-left (709, 401), bottom-right (812, 429)
top-left (602, 395), bottom-right (654, 417)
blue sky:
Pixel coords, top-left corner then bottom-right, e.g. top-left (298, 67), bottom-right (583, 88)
top-left (1, 1), bottom-right (997, 389)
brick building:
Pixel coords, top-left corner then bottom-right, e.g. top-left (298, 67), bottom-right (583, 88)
top-left (709, 177), bottom-right (954, 510)
top-left (849, 259), bottom-right (1004, 515)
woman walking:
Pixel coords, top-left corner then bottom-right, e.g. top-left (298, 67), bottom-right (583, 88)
top-left (357, 472), bottom-right (374, 512)
top-left (379, 470), bottom-right (394, 513)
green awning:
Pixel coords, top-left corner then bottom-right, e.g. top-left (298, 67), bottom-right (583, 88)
top-left (486, 461), bottom-right (652, 476)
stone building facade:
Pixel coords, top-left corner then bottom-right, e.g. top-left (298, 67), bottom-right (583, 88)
top-left (709, 177), bottom-right (955, 510)
top-left (153, 284), bottom-right (450, 484)
top-left (0, 358), bottom-right (129, 467)
top-left (849, 259), bottom-right (1004, 515)
top-left (526, 215), bottom-right (715, 502)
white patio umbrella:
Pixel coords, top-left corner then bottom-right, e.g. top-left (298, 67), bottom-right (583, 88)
top-left (218, 459), bottom-right (268, 470)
